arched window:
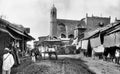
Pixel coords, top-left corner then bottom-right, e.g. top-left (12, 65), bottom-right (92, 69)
top-left (58, 23), bottom-right (66, 32)
top-left (98, 22), bottom-right (104, 27)
top-left (61, 34), bottom-right (66, 38)
top-left (68, 34), bottom-right (74, 38)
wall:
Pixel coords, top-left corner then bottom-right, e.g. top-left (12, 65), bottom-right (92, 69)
top-left (56, 19), bottom-right (80, 38)
top-left (86, 16), bottom-right (110, 30)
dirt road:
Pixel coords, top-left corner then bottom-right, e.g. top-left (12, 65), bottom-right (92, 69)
top-left (12, 54), bottom-right (120, 74)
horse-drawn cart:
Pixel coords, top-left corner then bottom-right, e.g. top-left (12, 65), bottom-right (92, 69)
top-left (42, 39), bottom-right (62, 60)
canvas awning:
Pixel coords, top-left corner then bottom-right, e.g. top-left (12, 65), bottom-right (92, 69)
top-left (81, 40), bottom-right (88, 50)
top-left (115, 32), bottom-right (120, 46)
top-left (103, 33), bottom-right (116, 47)
top-left (83, 29), bottom-right (100, 40)
top-left (90, 36), bottom-right (101, 48)
top-left (93, 45), bottom-right (104, 53)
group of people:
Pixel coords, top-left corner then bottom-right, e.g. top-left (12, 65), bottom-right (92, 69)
top-left (0, 47), bottom-right (15, 74)
top-left (31, 46), bottom-right (58, 62)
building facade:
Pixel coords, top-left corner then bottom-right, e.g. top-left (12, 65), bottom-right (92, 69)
top-left (50, 5), bottom-right (111, 40)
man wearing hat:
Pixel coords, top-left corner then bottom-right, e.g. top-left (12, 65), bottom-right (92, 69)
top-left (2, 47), bottom-right (15, 74)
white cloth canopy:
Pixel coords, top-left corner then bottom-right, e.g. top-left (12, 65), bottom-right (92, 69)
top-left (93, 45), bottom-right (104, 53)
top-left (81, 40), bottom-right (88, 50)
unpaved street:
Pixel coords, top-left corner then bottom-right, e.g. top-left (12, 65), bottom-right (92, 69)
top-left (12, 54), bottom-right (120, 74)
top-left (21, 58), bottom-right (94, 74)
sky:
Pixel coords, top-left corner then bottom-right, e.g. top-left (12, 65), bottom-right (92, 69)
top-left (0, 0), bottom-right (120, 46)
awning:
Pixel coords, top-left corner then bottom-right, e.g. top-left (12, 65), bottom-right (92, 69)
top-left (103, 33), bottom-right (116, 47)
top-left (81, 40), bottom-right (88, 50)
top-left (83, 29), bottom-right (100, 40)
top-left (7, 26), bottom-right (35, 41)
top-left (0, 28), bottom-right (21, 40)
top-left (115, 32), bottom-right (120, 46)
top-left (93, 45), bottom-right (104, 53)
top-left (8, 26), bottom-right (26, 36)
top-left (90, 36), bottom-right (101, 48)
top-left (24, 33), bottom-right (35, 40)
top-left (105, 27), bottom-right (120, 35)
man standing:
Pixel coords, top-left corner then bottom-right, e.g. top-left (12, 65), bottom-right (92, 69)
top-left (115, 49), bottom-right (120, 64)
top-left (2, 48), bottom-right (15, 74)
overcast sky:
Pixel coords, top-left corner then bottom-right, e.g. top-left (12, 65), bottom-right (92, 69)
top-left (0, 0), bottom-right (120, 41)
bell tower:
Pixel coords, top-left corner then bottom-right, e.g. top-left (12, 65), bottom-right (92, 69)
top-left (50, 4), bottom-right (57, 37)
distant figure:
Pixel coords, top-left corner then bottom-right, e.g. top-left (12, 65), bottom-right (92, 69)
top-left (92, 49), bottom-right (95, 60)
top-left (2, 48), bottom-right (15, 74)
top-left (31, 52), bottom-right (36, 62)
top-left (115, 49), bottom-right (120, 64)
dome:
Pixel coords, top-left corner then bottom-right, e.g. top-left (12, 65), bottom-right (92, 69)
top-left (51, 4), bottom-right (57, 11)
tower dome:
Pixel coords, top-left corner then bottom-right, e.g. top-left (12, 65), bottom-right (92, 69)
top-left (50, 4), bottom-right (57, 19)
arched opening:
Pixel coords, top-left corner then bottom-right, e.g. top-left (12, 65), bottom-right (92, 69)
top-left (68, 34), bottom-right (74, 38)
top-left (61, 34), bottom-right (66, 38)
top-left (58, 23), bottom-right (66, 32)
top-left (98, 22), bottom-right (104, 27)
top-left (53, 36), bottom-right (57, 39)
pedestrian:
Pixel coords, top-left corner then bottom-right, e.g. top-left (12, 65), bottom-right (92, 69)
top-left (115, 49), bottom-right (120, 64)
top-left (92, 49), bottom-right (95, 60)
top-left (2, 47), bottom-right (15, 74)
top-left (31, 52), bottom-right (36, 62)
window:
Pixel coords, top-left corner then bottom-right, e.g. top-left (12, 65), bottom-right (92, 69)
top-left (58, 23), bottom-right (66, 32)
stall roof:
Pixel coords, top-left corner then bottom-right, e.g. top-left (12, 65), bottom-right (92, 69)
top-left (8, 26), bottom-right (26, 36)
top-left (101, 22), bottom-right (120, 34)
top-left (82, 21), bottom-right (120, 40)
top-left (0, 18), bottom-right (34, 41)
top-left (0, 28), bottom-right (21, 40)
top-left (24, 33), bottom-right (35, 40)
top-left (83, 29), bottom-right (100, 40)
